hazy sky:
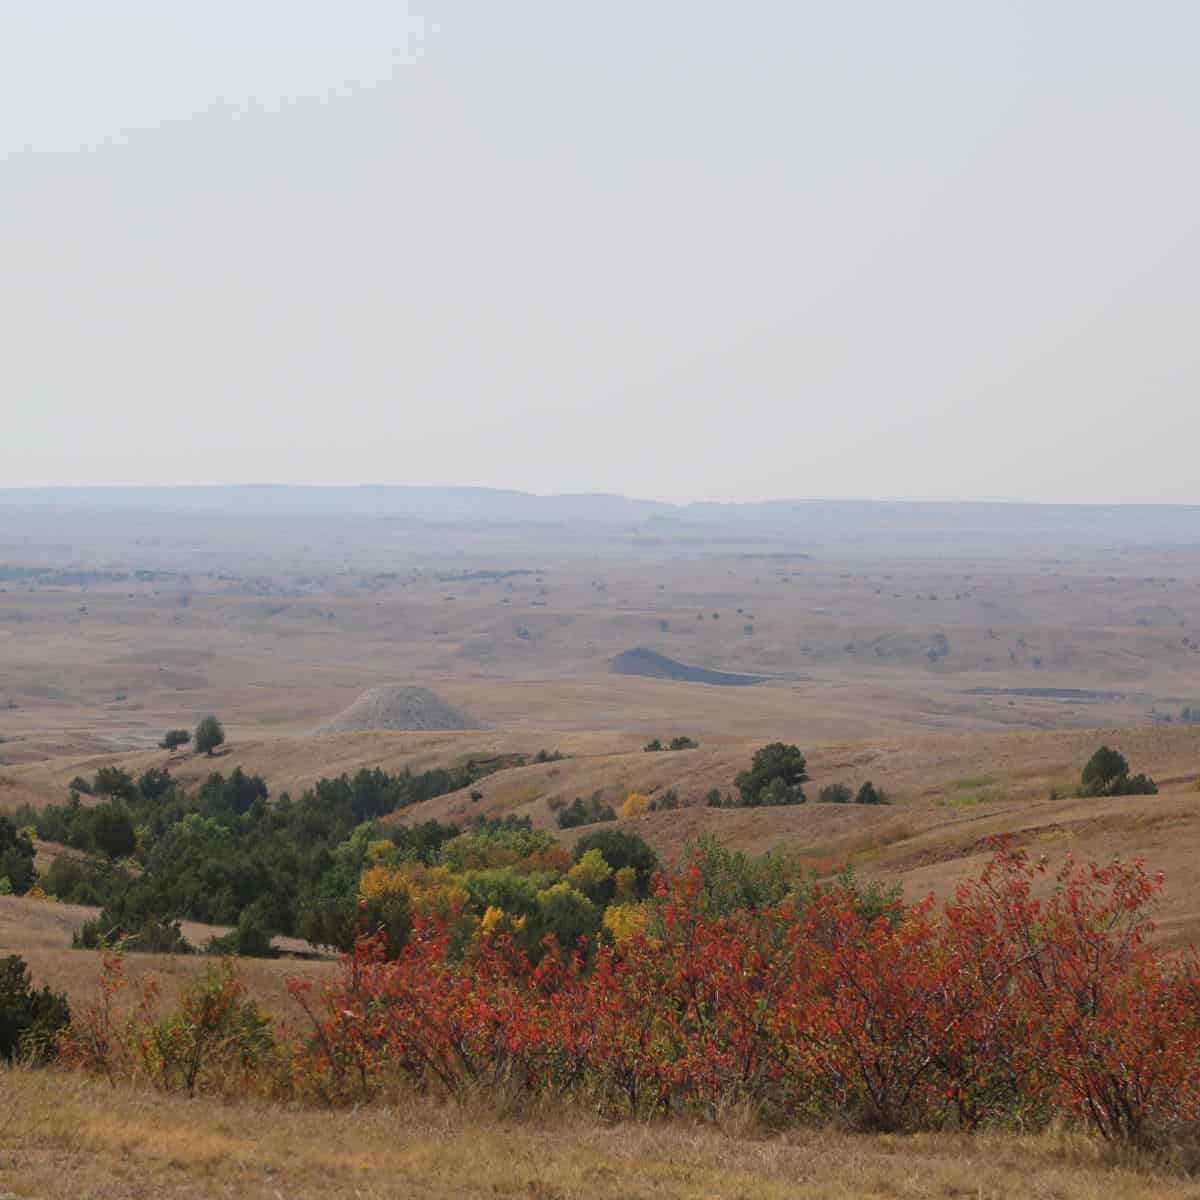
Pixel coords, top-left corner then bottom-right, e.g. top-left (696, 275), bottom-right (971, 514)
top-left (3, 2), bottom-right (1197, 503)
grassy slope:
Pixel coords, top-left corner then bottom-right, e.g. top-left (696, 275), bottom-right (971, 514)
top-left (0, 894), bottom-right (334, 1019)
top-left (4, 721), bottom-right (1199, 963)
top-left (1, 1069), bottom-right (1195, 1200)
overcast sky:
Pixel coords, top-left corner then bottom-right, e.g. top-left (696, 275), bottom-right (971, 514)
top-left (3, 2), bottom-right (1197, 503)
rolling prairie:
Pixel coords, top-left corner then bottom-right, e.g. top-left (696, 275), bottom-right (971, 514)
top-left (4, 491), bottom-right (1200, 1200)
top-left (3, 491), bottom-right (1200, 1000)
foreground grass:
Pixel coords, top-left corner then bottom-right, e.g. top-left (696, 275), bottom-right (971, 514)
top-left (3, 1070), bottom-right (1200, 1199)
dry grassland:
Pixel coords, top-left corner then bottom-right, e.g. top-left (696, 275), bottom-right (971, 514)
top-left (0, 897), bottom-right (333, 1018)
top-left (5, 509), bottom-right (1200, 761)
top-left (3, 1069), bottom-right (1200, 1200)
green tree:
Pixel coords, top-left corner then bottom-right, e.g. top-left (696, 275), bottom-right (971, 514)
top-left (683, 833), bottom-right (791, 917)
top-left (91, 805), bottom-right (137, 859)
top-left (536, 882), bottom-right (600, 952)
top-left (92, 766), bottom-right (136, 803)
top-left (1079, 745), bottom-right (1157, 798)
top-left (1081, 745), bottom-right (1129, 795)
top-left (735, 743), bottom-right (809, 806)
top-left (194, 714), bottom-right (225, 757)
top-left (137, 767), bottom-right (173, 802)
top-left (565, 848), bottom-right (613, 902)
top-left (573, 829), bottom-right (659, 901)
top-left (0, 816), bottom-right (36, 895)
top-left (159, 728), bottom-right (191, 751)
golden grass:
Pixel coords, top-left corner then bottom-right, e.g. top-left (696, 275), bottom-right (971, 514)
top-left (480, 779), bottom-right (545, 815)
top-left (0, 898), bottom-right (335, 1022)
top-left (5, 946), bottom-right (334, 1021)
top-left (3, 1068), bottom-right (1200, 1200)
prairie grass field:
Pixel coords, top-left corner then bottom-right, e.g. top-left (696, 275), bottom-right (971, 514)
top-left (4, 1069), bottom-right (1200, 1200)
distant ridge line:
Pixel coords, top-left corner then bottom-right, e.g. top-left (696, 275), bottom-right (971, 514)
top-left (1, 485), bottom-right (1199, 536)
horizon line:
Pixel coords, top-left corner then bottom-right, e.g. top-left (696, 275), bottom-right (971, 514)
top-left (1, 483), bottom-right (1199, 511)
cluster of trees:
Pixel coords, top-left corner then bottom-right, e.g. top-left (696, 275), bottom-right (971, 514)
top-left (818, 781), bottom-right (890, 805)
top-left (1078, 746), bottom-right (1157, 797)
top-left (302, 825), bottom-right (662, 962)
top-left (151, 715), bottom-right (222, 755)
top-left (16, 758), bottom-right (509, 955)
top-left (556, 792), bottom-right (616, 829)
top-left (643, 736), bottom-right (699, 752)
top-left (16, 749), bottom-right (677, 962)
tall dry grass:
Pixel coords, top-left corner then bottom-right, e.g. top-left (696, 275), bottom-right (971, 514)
top-left (3, 1067), bottom-right (1199, 1200)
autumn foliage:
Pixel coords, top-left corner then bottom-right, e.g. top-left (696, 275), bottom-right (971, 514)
top-left (62, 842), bottom-right (1200, 1147)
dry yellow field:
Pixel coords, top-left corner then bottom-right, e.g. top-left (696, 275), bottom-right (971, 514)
top-left (3, 1069), bottom-right (1199, 1200)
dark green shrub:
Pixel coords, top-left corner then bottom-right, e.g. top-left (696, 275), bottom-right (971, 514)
top-left (854, 781), bottom-right (889, 805)
top-left (1109, 772), bottom-right (1158, 796)
top-left (644, 736), bottom-right (698, 752)
top-left (74, 880), bottom-right (192, 953)
top-left (649, 788), bottom-right (679, 812)
top-left (0, 815), bottom-right (36, 895)
top-left (75, 913), bottom-right (192, 954)
top-left (557, 792), bottom-right (616, 829)
top-left (41, 855), bottom-right (126, 907)
top-left (0, 955), bottom-right (70, 1063)
top-left (819, 783), bottom-right (853, 804)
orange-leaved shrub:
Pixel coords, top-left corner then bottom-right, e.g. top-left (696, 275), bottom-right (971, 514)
top-left (62, 842), bottom-right (1200, 1145)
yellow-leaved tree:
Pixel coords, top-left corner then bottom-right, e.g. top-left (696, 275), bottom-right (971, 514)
top-left (602, 902), bottom-right (649, 945)
top-left (620, 791), bottom-right (651, 819)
